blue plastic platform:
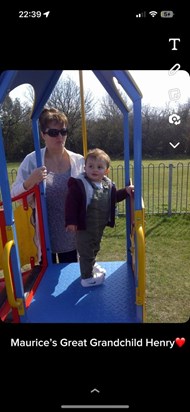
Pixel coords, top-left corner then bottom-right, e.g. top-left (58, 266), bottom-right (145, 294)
top-left (26, 261), bottom-right (137, 323)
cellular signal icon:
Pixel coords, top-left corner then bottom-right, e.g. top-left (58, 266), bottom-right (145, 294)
top-left (136, 11), bottom-right (146, 18)
top-left (149, 11), bottom-right (157, 17)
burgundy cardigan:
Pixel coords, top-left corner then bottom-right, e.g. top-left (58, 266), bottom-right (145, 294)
top-left (65, 177), bottom-right (127, 230)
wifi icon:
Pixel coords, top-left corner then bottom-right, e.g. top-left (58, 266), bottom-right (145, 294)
top-left (149, 10), bottom-right (157, 17)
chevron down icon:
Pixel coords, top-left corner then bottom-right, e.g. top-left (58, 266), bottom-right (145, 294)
top-left (169, 142), bottom-right (180, 149)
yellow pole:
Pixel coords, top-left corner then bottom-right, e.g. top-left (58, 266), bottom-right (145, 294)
top-left (79, 70), bottom-right (88, 157)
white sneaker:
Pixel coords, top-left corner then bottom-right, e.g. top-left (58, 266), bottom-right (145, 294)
top-left (93, 263), bottom-right (106, 275)
top-left (81, 272), bottom-right (105, 287)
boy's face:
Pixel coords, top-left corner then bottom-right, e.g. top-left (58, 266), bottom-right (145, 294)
top-left (85, 156), bottom-right (108, 183)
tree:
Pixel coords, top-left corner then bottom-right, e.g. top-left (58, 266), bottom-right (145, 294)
top-left (94, 95), bottom-right (124, 157)
top-left (99, 95), bottom-right (123, 119)
top-left (0, 96), bottom-right (33, 161)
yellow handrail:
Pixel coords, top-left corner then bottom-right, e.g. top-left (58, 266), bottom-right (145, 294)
top-left (136, 225), bottom-right (145, 306)
top-left (2, 240), bottom-right (24, 314)
top-left (79, 70), bottom-right (88, 157)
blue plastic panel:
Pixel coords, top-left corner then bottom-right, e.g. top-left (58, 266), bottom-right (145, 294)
top-left (27, 261), bottom-right (137, 323)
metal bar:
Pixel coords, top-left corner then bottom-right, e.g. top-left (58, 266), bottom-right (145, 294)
top-left (79, 70), bottom-right (88, 157)
top-left (180, 163), bottom-right (184, 213)
top-left (168, 164), bottom-right (173, 216)
top-left (185, 163), bottom-right (190, 212)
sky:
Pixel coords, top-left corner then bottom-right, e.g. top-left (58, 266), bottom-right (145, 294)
top-left (9, 70), bottom-right (190, 113)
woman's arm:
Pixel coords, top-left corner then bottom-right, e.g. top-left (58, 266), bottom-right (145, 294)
top-left (11, 153), bottom-right (46, 197)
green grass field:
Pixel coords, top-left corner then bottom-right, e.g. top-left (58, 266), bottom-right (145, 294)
top-left (110, 159), bottom-right (190, 214)
top-left (98, 214), bottom-right (190, 323)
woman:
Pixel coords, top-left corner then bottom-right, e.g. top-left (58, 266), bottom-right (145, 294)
top-left (11, 107), bottom-right (84, 263)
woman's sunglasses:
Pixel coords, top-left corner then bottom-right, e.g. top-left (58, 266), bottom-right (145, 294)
top-left (44, 128), bottom-right (68, 137)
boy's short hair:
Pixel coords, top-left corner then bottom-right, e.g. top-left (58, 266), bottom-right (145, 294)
top-left (85, 148), bottom-right (110, 169)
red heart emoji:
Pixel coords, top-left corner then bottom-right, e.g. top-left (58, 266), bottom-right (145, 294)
top-left (175, 337), bottom-right (185, 347)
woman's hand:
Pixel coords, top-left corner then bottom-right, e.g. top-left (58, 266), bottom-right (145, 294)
top-left (23, 166), bottom-right (47, 190)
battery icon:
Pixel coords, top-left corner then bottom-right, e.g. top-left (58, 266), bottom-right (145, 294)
top-left (161, 10), bottom-right (174, 18)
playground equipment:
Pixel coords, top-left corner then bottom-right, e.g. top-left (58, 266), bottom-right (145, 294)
top-left (0, 70), bottom-right (145, 323)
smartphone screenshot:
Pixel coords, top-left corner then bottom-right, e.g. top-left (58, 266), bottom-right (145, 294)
top-left (0, 4), bottom-right (189, 410)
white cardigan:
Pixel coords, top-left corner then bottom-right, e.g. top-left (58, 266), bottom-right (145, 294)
top-left (11, 147), bottom-right (85, 197)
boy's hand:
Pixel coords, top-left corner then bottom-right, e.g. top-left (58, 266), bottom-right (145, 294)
top-left (66, 224), bottom-right (77, 232)
top-left (126, 185), bottom-right (134, 195)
